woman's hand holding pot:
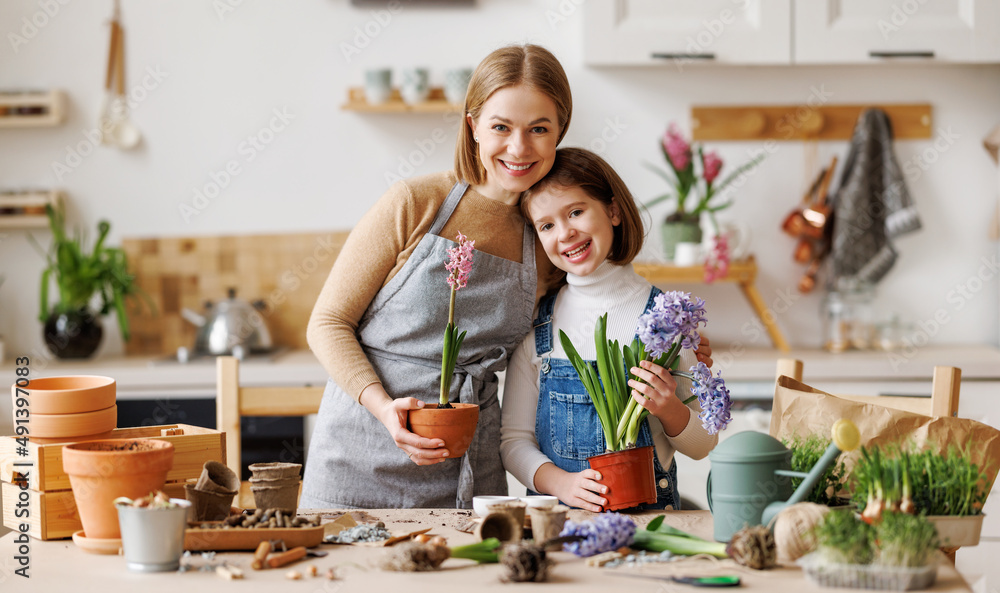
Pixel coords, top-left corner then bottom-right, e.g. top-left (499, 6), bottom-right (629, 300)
top-left (361, 386), bottom-right (448, 465)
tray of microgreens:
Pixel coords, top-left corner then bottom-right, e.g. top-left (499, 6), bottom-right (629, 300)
top-left (798, 508), bottom-right (941, 590)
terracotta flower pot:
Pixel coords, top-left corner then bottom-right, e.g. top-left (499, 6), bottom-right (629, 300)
top-left (587, 445), bottom-right (657, 511)
top-left (407, 403), bottom-right (479, 458)
top-left (30, 405), bottom-right (118, 441)
top-left (62, 439), bottom-right (174, 539)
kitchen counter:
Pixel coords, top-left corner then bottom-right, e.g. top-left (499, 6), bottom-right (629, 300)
top-left (0, 509), bottom-right (973, 591)
top-left (4, 344), bottom-right (999, 396)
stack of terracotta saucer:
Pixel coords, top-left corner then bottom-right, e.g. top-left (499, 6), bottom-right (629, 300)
top-left (15, 376), bottom-right (117, 443)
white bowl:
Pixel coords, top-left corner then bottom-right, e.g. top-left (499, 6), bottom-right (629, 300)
top-left (473, 495), bottom-right (517, 517)
top-left (520, 495), bottom-right (558, 510)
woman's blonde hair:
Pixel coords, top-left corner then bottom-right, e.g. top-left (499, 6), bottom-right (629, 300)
top-left (455, 44), bottom-right (572, 185)
top-left (522, 147), bottom-right (645, 265)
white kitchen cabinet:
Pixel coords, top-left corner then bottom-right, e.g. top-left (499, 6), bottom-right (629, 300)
top-left (794, 0), bottom-right (1000, 64)
top-left (583, 0), bottom-right (791, 66)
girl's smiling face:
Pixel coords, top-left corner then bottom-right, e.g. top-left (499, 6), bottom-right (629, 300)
top-left (527, 184), bottom-right (621, 277)
top-left (467, 85), bottom-right (560, 204)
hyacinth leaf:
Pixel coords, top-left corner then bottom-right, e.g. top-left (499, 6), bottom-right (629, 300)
top-left (439, 323), bottom-right (455, 404)
top-left (593, 315), bottom-right (617, 415)
top-left (610, 340), bottom-right (629, 419)
top-left (560, 330), bottom-right (615, 450)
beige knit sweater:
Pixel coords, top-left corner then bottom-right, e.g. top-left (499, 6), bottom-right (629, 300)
top-left (306, 171), bottom-right (561, 402)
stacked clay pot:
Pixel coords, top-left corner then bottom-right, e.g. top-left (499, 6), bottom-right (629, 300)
top-left (248, 462), bottom-right (301, 512)
top-left (14, 376), bottom-right (117, 443)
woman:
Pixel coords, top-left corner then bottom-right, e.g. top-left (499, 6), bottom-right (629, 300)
top-left (300, 44), bottom-right (572, 509)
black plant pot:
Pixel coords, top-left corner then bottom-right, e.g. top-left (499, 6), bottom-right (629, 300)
top-left (43, 310), bottom-right (104, 359)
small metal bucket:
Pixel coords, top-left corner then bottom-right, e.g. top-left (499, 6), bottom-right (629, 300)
top-left (117, 499), bottom-right (191, 572)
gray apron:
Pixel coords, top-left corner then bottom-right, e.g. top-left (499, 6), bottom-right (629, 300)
top-left (300, 181), bottom-right (537, 509)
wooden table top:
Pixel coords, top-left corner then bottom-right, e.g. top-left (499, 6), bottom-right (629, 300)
top-left (0, 509), bottom-right (971, 592)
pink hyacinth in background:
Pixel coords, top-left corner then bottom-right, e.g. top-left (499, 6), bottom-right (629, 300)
top-left (445, 232), bottom-right (475, 291)
top-left (702, 150), bottom-right (723, 185)
top-left (703, 234), bottom-right (731, 283)
top-left (663, 124), bottom-right (692, 171)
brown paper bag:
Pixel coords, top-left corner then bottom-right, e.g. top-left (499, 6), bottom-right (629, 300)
top-left (770, 375), bottom-right (1000, 491)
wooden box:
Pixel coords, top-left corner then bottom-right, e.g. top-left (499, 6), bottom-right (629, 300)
top-left (0, 424), bottom-right (225, 540)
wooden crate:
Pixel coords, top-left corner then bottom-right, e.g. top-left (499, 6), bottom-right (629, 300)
top-left (0, 424), bottom-right (225, 491)
top-left (2, 481), bottom-right (186, 541)
top-left (0, 424), bottom-right (225, 540)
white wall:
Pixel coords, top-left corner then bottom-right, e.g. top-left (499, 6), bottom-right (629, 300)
top-left (1, 0), bottom-right (998, 361)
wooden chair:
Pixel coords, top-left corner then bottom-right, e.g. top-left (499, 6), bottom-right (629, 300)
top-left (775, 358), bottom-right (961, 418)
top-left (216, 356), bottom-right (324, 506)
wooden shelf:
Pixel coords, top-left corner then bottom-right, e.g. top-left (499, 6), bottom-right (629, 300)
top-left (691, 103), bottom-right (932, 141)
top-left (634, 256), bottom-right (791, 352)
top-left (342, 87), bottom-right (461, 113)
top-left (0, 190), bottom-right (61, 229)
top-left (0, 90), bottom-right (66, 127)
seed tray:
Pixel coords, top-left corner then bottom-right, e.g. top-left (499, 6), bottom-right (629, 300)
top-left (797, 552), bottom-right (940, 591)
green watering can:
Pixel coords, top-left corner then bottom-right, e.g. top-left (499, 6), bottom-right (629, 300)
top-left (706, 419), bottom-right (860, 542)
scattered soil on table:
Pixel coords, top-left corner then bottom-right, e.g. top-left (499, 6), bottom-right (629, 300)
top-left (316, 510), bottom-right (381, 524)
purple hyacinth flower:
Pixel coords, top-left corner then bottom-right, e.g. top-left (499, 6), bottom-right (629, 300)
top-left (635, 290), bottom-right (707, 359)
top-left (688, 362), bottom-right (732, 435)
top-left (559, 513), bottom-right (637, 557)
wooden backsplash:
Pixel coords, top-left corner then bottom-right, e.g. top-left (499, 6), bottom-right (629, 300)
top-left (121, 231), bottom-right (351, 356)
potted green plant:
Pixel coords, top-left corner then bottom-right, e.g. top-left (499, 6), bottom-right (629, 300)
top-left (32, 202), bottom-right (149, 359)
top-left (407, 232), bottom-right (479, 458)
top-left (783, 434), bottom-right (850, 507)
top-left (559, 290), bottom-right (732, 510)
top-left (645, 124), bottom-right (764, 261)
top-left (851, 444), bottom-right (989, 548)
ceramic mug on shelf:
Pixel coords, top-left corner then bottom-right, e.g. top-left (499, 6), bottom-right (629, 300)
top-left (443, 67), bottom-right (473, 105)
top-left (673, 242), bottom-right (704, 266)
top-left (400, 67), bottom-right (430, 105)
top-left (364, 68), bottom-right (392, 105)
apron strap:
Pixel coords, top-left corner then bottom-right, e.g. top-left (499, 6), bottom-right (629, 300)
top-left (428, 181), bottom-right (469, 236)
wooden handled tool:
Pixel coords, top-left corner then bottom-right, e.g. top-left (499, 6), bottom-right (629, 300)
top-left (266, 546), bottom-right (307, 569)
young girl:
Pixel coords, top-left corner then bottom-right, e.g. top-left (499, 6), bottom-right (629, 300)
top-left (500, 147), bottom-right (718, 512)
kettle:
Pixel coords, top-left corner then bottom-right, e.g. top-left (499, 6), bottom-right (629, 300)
top-left (181, 288), bottom-right (273, 356)
top-left (706, 419), bottom-right (860, 542)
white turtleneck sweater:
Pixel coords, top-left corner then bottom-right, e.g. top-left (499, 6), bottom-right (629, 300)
top-left (500, 261), bottom-right (719, 493)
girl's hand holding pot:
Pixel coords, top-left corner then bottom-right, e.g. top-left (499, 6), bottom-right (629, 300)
top-left (538, 466), bottom-right (606, 513)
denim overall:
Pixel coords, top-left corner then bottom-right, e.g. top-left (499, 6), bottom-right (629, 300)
top-left (528, 287), bottom-right (680, 511)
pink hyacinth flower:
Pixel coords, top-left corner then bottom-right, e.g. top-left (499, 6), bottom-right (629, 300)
top-left (702, 150), bottom-right (723, 185)
top-left (445, 232), bottom-right (475, 291)
top-left (663, 124), bottom-right (692, 171)
top-left (703, 234), bottom-right (730, 283)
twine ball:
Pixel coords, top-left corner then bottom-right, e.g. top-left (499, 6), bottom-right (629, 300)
top-left (773, 502), bottom-right (830, 563)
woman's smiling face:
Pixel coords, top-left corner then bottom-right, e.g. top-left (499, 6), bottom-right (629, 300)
top-left (467, 85), bottom-right (560, 204)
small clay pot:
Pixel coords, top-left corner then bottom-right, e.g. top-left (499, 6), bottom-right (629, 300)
top-left (527, 505), bottom-right (569, 549)
top-left (184, 484), bottom-right (236, 522)
top-left (248, 462), bottom-right (301, 480)
top-left (587, 445), bottom-right (657, 511)
top-left (195, 461), bottom-right (240, 494)
top-left (250, 484), bottom-right (299, 513)
top-left (407, 403), bottom-right (479, 458)
top-left (62, 439), bottom-right (174, 539)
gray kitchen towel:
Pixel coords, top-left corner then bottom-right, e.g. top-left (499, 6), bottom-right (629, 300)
top-left (830, 108), bottom-right (921, 286)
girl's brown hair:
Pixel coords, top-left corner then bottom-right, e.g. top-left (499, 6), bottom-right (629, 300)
top-left (522, 147), bottom-right (645, 265)
top-left (455, 44), bottom-right (572, 185)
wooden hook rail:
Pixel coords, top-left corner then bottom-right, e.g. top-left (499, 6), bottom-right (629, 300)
top-left (691, 103), bottom-right (932, 141)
